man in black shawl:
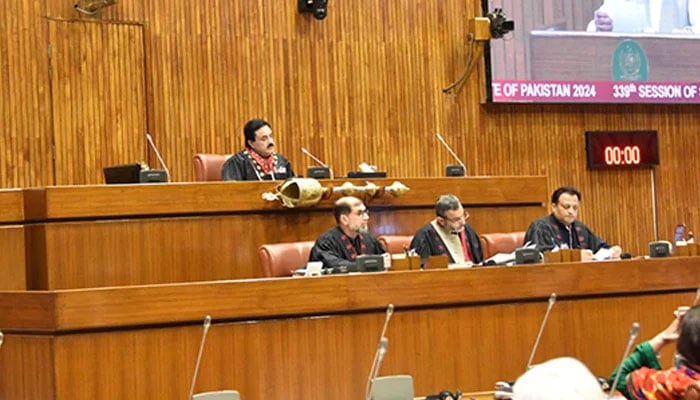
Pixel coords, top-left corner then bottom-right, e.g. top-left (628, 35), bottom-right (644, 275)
top-left (309, 196), bottom-right (386, 269)
top-left (523, 186), bottom-right (622, 260)
top-left (221, 119), bottom-right (295, 181)
top-left (410, 194), bottom-right (483, 266)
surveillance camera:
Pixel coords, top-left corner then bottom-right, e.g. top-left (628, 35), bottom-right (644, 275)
top-left (487, 8), bottom-right (514, 39)
top-left (313, 1), bottom-right (328, 20)
top-left (298, 0), bottom-right (329, 21)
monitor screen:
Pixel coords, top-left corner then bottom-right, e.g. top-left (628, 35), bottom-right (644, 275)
top-left (483, 0), bottom-right (700, 103)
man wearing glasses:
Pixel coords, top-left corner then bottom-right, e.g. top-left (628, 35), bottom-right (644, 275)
top-left (523, 186), bottom-right (622, 260)
top-left (309, 196), bottom-right (386, 269)
top-left (410, 194), bottom-right (484, 266)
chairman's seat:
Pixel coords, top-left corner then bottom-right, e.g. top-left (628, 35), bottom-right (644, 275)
top-left (193, 153), bottom-right (232, 181)
top-left (377, 235), bottom-right (413, 254)
top-left (258, 241), bottom-right (315, 277)
top-left (479, 231), bottom-right (526, 259)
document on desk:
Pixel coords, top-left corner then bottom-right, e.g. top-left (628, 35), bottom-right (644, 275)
top-left (593, 247), bottom-right (613, 261)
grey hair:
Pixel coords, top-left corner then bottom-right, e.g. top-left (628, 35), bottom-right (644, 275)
top-left (435, 194), bottom-right (462, 217)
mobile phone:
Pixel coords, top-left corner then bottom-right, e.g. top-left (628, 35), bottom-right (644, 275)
top-left (674, 224), bottom-right (686, 243)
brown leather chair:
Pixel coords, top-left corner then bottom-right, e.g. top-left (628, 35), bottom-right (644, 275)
top-left (258, 241), bottom-right (315, 277)
top-left (193, 153), bottom-right (232, 181)
top-left (377, 235), bottom-right (413, 254)
top-left (479, 231), bottom-right (526, 259)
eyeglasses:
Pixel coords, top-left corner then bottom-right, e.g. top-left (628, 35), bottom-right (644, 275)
top-left (352, 209), bottom-right (369, 216)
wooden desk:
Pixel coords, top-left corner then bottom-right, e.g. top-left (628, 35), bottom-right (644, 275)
top-left (1, 258), bottom-right (698, 399)
top-left (22, 177), bottom-right (547, 289)
top-left (0, 189), bottom-right (26, 289)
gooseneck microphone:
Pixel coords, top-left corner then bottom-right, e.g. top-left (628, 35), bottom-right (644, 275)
top-left (366, 338), bottom-right (389, 400)
top-left (526, 293), bottom-right (557, 370)
top-left (608, 322), bottom-right (640, 399)
top-left (301, 147), bottom-right (334, 179)
top-left (436, 133), bottom-right (468, 176)
top-left (145, 132), bottom-right (170, 181)
top-left (188, 315), bottom-right (212, 400)
top-left (379, 303), bottom-right (395, 340)
top-left (365, 304), bottom-right (395, 400)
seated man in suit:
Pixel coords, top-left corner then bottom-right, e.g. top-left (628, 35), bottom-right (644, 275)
top-left (410, 194), bottom-right (483, 266)
top-left (309, 196), bottom-right (386, 269)
top-left (524, 186), bottom-right (622, 260)
top-left (221, 118), bottom-right (295, 181)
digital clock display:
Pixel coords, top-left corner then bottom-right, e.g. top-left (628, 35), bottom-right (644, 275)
top-left (585, 131), bottom-right (659, 169)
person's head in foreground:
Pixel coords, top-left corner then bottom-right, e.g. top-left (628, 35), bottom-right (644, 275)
top-left (513, 357), bottom-right (605, 400)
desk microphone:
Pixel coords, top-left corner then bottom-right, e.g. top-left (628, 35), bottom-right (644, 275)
top-left (365, 304), bottom-right (395, 400)
top-left (365, 337), bottom-right (389, 400)
top-left (145, 132), bottom-right (170, 181)
top-left (188, 315), bottom-right (212, 400)
top-left (436, 133), bottom-right (468, 176)
top-left (301, 147), bottom-right (333, 179)
top-left (608, 322), bottom-right (640, 399)
top-left (526, 293), bottom-right (557, 370)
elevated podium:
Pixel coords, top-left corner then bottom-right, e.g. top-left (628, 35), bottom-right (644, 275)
top-left (18, 176), bottom-right (547, 289)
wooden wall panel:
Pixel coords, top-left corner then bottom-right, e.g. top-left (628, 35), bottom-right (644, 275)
top-left (0, 0), bottom-right (695, 257)
top-left (0, 0), bottom-right (53, 187)
top-left (0, 335), bottom-right (55, 399)
top-left (48, 20), bottom-right (147, 185)
top-left (0, 226), bottom-right (27, 290)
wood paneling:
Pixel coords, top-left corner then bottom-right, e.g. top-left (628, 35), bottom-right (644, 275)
top-left (0, 0), bottom-right (695, 261)
top-left (21, 178), bottom-right (546, 288)
top-left (0, 261), bottom-right (698, 399)
top-left (0, 189), bottom-right (23, 222)
top-left (0, 335), bottom-right (55, 399)
top-left (23, 177), bottom-right (546, 219)
top-left (2, 258), bottom-right (697, 331)
top-left (48, 19), bottom-right (147, 185)
top-left (0, 226), bottom-right (26, 290)
top-left (0, 1), bottom-right (53, 188)
top-left (0, 190), bottom-right (26, 289)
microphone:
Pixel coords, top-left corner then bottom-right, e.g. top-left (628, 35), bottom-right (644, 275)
top-left (145, 132), bottom-right (170, 181)
top-left (379, 303), bottom-right (395, 340)
top-left (365, 304), bottom-right (395, 400)
top-left (436, 133), bottom-right (467, 176)
top-left (301, 147), bottom-right (333, 179)
top-left (0, 330), bottom-right (4, 350)
top-left (366, 337), bottom-right (389, 400)
top-left (188, 315), bottom-right (212, 400)
top-left (526, 293), bottom-right (557, 370)
top-left (608, 322), bottom-right (640, 399)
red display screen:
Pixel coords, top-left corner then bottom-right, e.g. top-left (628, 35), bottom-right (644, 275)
top-left (585, 131), bottom-right (659, 169)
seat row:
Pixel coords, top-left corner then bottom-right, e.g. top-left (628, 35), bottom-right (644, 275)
top-left (258, 232), bottom-right (525, 277)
